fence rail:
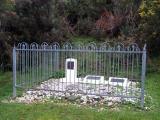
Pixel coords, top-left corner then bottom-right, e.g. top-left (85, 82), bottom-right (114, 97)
top-left (13, 42), bottom-right (146, 108)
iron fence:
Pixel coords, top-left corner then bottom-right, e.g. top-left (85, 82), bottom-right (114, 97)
top-left (13, 42), bottom-right (146, 107)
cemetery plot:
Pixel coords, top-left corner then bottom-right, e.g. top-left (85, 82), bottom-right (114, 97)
top-left (13, 42), bottom-right (146, 107)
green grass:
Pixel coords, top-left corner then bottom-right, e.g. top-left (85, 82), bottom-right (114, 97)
top-left (0, 71), bottom-right (160, 120)
top-left (71, 36), bottom-right (98, 44)
top-left (145, 73), bottom-right (160, 111)
top-left (0, 72), bottom-right (12, 100)
top-left (0, 102), bottom-right (160, 120)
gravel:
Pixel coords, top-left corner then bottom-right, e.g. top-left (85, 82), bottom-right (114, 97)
top-left (14, 78), bottom-right (141, 105)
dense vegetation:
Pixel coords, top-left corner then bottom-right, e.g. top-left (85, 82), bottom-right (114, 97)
top-left (0, 0), bottom-right (160, 69)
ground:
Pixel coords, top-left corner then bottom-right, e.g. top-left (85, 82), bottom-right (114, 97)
top-left (0, 71), bottom-right (160, 120)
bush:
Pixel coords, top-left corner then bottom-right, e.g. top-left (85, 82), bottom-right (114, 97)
top-left (139, 0), bottom-right (160, 56)
top-left (51, 71), bottom-right (65, 79)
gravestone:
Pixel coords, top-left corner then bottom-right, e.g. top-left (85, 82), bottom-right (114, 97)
top-left (65, 58), bottom-right (77, 83)
top-left (83, 75), bottom-right (105, 84)
top-left (108, 77), bottom-right (128, 88)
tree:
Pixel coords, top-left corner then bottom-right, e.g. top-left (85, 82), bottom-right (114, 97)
top-left (139, 0), bottom-right (160, 56)
top-left (0, 0), bottom-right (16, 69)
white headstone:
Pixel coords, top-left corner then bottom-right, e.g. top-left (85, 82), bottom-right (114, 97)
top-left (108, 77), bottom-right (128, 88)
top-left (65, 58), bottom-right (77, 83)
top-left (83, 75), bottom-right (105, 84)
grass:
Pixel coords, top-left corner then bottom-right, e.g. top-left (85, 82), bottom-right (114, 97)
top-left (145, 73), bottom-right (160, 111)
top-left (71, 36), bottom-right (98, 45)
top-left (0, 103), bottom-right (160, 120)
top-left (0, 72), bottom-right (12, 100)
top-left (0, 71), bottom-right (160, 120)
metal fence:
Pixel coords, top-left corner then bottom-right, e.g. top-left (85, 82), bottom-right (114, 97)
top-left (13, 42), bottom-right (146, 107)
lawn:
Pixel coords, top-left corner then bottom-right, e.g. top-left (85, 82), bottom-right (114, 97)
top-left (0, 71), bottom-right (160, 120)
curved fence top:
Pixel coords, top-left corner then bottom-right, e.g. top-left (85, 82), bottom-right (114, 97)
top-left (15, 42), bottom-right (146, 51)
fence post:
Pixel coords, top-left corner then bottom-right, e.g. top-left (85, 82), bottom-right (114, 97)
top-left (141, 44), bottom-right (147, 108)
top-left (13, 46), bottom-right (17, 98)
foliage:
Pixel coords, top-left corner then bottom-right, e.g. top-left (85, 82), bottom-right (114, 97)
top-left (0, 0), bottom-right (160, 67)
top-left (51, 70), bottom-right (65, 79)
top-left (139, 0), bottom-right (160, 56)
top-left (15, 0), bottom-right (53, 42)
top-left (0, 0), bottom-right (15, 12)
top-left (0, 0), bottom-right (16, 66)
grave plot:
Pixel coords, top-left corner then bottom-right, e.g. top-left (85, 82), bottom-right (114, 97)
top-left (13, 42), bottom-right (146, 107)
